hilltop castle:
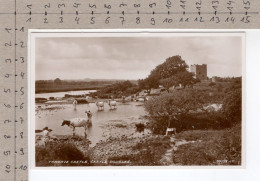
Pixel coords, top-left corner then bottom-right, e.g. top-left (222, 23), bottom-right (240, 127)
top-left (190, 64), bottom-right (207, 80)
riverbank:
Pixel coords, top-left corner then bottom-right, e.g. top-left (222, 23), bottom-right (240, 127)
top-left (35, 133), bottom-right (172, 166)
top-left (36, 125), bottom-right (241, 166)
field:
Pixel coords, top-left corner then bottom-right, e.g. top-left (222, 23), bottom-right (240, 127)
top-left (35, 79), bottom-right (137, 93)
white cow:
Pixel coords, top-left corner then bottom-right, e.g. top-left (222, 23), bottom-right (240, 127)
top-left (61, 111), bottom-right (92, 138)
top-left (108, 100), bottom-right (117, 109)
top-left (96, 101), bottom-right (104, 111)
top-left (137, 98), bottom-right (145, 102)
top-left (73, 99), bottom-right (78, 109)
top-left (35, 127), bottom-right (53, 146)
top-left (165, 128), bottom-right (177, 136)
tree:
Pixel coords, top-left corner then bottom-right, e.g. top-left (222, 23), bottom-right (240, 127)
top-left (138, 79), bottom-right (150, 92)
top-left (221, 89), bottom-right (241, 126)
top-left (54, 78), bottom-right (62, 85)
top-left (138, 70), bottom-right (160, 94)
top-left (146, 70), bottom-right (160, 92)
top-left (141, 55), bottom-right (199, 93)
top-left (154, 55), bottom-right (188, 79)
top-left (144, 90), bottom-right (206, 134)
top-left (159, 77), bottom-right (175, 92)
top-left (159, 71), bottom-right (198, 92)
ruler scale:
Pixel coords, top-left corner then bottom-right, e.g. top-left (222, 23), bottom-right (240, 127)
top-left (0, 0), bottom-right (259, 181)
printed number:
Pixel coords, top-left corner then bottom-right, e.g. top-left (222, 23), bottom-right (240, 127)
top-left (5, 73), bottom-right (12, 78)
top-left (5, 165), bottom-right (11, 173)
top-left (73, 3), bottom-right (80, 8)
top-left (166, 0), bottom-right (172, 9)
top-left (20, 148), bottom-right (24, 155)
top-left (4, 120), bottom-right (11, 124)
top-left (89, 4), bottom-right (96, 8)
top-left (20, 103), bottom-right (24, 109)
top-left (21, 72), bottom-right (25, 79)
top-left (59, 17), bottom-right (63, 23)
top-left (19, 165), bottom-right (27, 170)
top-left (5, 42), bottom-right (12, 47)
top-left (58, 3), bottom-right (65, 8)
top-left (136, 17), bottom-right (140, 24)
top-left (44, 3), bottom-right (50, 8)
top-left (90, 17), bottom-right (95, 24)
top-left (4, 135), bottom-right (11, 139)
top-left (5, 28), bottom-right (11, 33)
top-left (20, 41), bottom-right (25, 48)
top-left (104, 4), bottom-right (111, 9)
top-left (5, 58), bottom-right (11, 63)
top-left (105, 17), bottom-right (110, 24)
top-left (20, 132), bottom-right (23, 139)
top-left (120, 17), bottom-right (125, 25)
top-left (20, 117), bottom-right (24, 124)
top-left (151, 18), bottom-right (155, 25)
top-left (4, 151), bottom-right (11, 156)
top-left (163, 18), bottom-right (173, 23)
top-left (20, 57), bottom-right (25, 63)
top-left (149, 3), bottom-right (156, 8)
top-left (4, 88), bottom-right (11, 93)
top-left (20, 87), bottom-right (24, 95)
top-left (243, 1), bottom-right (250, 6)
top-left (4, 104), bottom-right (11, 108)
top-left (75, 17), bottom-right (80, 24)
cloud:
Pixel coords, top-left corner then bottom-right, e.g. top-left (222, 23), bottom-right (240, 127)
top-left (35, 35), bottom-right (243, 80)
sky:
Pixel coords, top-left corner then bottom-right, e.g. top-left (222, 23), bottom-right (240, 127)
top-left (35, 35), bottom-right (243, 80)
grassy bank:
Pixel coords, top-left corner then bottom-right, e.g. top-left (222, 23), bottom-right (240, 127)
top-left (36, 136), bottom-right (91, 167)
top-left (107, 136), bottom-right (171, 166)
top-left (172, 124), bottom-right (241, 165)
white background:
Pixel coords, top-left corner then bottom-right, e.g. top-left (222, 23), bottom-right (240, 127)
top-left (29, 30), bottom-right (260, 181)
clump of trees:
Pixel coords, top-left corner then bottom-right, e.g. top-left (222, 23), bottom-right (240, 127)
top-left (144, 89), bottom-right (206, 134)
top-left (138, 55), bottom-right (200, 93)
top-left (144, 87), bottom-right (242, 134)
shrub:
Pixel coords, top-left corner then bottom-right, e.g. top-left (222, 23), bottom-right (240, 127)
top-left (173, 124), bottom-right (241, 165)
top-left (221, 89), bottom-right (241, 126)
top-left (144, 89), bottom-right (206, 134)
top-left (135, 123), bottom-right (145, 132)
top-left (36, 142), bottom-right (90, 166)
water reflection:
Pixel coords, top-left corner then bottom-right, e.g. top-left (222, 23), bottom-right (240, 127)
top-left (36, 102), bottom-right (146, 146)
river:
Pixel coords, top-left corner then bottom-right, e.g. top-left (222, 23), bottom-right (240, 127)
top-left (35, 90), bottom-right (97, 99)
top-left (35, 101), bottom-right (148, 146)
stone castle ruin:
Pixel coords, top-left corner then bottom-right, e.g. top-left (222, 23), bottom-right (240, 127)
top-left (190, 64), bottom-right (207, 80)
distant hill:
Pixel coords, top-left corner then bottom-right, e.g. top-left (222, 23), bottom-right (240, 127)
top-left (35, 79), bottom-right (137, 93)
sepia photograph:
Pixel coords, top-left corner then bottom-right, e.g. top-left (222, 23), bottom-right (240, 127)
top-left (30, 32), bottom-right (245, 167)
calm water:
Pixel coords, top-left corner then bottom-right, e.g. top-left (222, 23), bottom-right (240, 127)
top-left (36, 90), bottom-right (97, 99)
top-left (36, 102), bottom-right (147, 146)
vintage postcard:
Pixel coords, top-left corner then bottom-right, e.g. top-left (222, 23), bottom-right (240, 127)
top-left (29, 31), bottom-right (245, 168)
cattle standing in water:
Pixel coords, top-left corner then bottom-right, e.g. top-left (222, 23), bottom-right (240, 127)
top-left (73, 99), bottom-right (78, 110)
top-left (61, 110), bottom-right (92, 138)
top-left (108, 100), bottom-right (117, 110)
top-left (96, 101), bottom-right (104, 111)
top-left (122, 96), bottom-right (126, 103)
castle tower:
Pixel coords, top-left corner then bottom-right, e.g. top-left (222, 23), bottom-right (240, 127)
top-left (190, 64), bottom-right (207, 80)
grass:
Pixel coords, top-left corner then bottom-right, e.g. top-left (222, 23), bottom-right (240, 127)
top-left (108, 136), bottom-right (171, 166)
top-left (36, 142), bottom-right (90, 166)
top-left (173, 124), bottom-right (241, 165)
